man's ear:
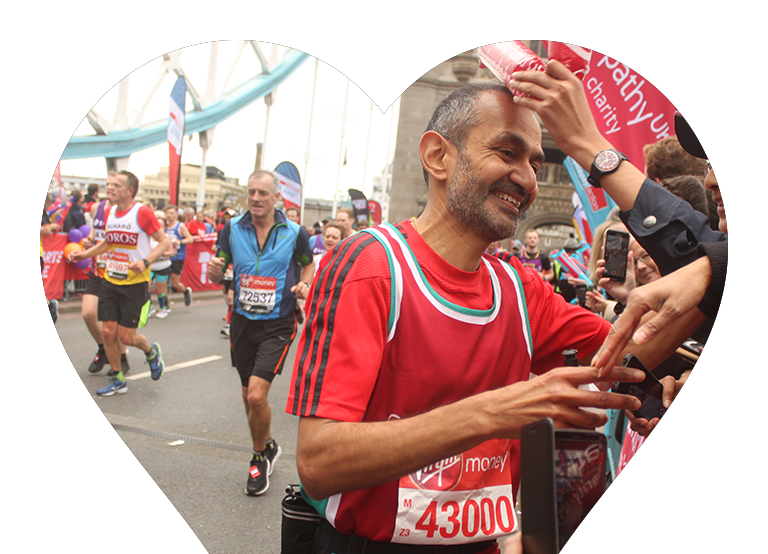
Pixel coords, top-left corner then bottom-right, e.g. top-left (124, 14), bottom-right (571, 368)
top-left (419, 131), bottom-right (455, 184)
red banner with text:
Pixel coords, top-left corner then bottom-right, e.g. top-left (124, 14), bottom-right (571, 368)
top-left (581, 52), bottom-right (678, 172)
top-left (180, 235), bottom-right (222, 292)
top-left (42, 234), bottom-right (89, 300)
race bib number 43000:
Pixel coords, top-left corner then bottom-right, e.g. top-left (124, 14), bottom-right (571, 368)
top-left (392, 439), bottom-right (518, 545)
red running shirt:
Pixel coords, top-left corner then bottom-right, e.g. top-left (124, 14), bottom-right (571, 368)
top-left (286, 220), bottom-right (609, 543)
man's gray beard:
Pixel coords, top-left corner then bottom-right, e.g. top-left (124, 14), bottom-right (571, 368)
top-left (446, 154), bottom-right (521, 243)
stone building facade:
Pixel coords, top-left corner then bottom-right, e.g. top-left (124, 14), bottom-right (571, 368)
top-left (387, 44), bottom-right (580, 251)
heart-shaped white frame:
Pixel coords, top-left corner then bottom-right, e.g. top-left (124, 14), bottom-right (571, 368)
top-left (2, 0), bottom-right (768, 554)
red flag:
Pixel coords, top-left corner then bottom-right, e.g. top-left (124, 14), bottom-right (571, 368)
top-left (274, 161), bottom-right (302, 212)
top-left (367, 200), bottom-right (382, 225)
top-left (168, 77), bottom-right (186, 206)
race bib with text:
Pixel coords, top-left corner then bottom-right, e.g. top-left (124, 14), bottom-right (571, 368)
top-left (106, 251), bottom-right (130, 280)
top-left (392, 439), bottom-right (518, 545)
top-left (239, 274), bottom-right (277, 314)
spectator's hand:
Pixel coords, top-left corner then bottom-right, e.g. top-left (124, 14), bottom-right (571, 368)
top-left (81, 236), bottom-right (93, 249)
top-left (508, 59), bottom-right (607, 163)
top-left (591, 257), bottom-right (712, 376)
top-left (596, 250), bottom-right (636, 305)
top-left (624, 374), bottom-right (685, 438)
top-left (585, 290), bottom-right (609, 314)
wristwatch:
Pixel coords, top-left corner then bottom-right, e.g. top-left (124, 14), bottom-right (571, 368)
top-left (587, 149), bottom-right (629, 188)
top-left (142, 258), bottom-right (150, 269)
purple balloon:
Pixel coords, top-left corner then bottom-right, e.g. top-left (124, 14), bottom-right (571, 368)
top-left (68, 228), bottom-right (83, 243)
top-left (74, 258), bottom-right (90, 271)
top-left (79, 224), bottom-right (91, 238)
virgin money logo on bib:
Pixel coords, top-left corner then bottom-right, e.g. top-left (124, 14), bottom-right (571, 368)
top-left (411, 455), bottom-right (462, 491)
top-left (241, 275), bottom-right (277, 289)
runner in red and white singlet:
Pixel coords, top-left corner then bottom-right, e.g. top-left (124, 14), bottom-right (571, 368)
top-left (286, 84), bottom-right (648, 554)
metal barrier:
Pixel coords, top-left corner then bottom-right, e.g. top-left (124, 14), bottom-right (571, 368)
top-left (62, 278), bottom-right (88, 301)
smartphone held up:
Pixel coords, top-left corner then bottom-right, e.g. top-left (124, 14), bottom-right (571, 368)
top-left (602, 229), bottom-right (630, 282)
top-left (611, 354), bottom-right (667, 421)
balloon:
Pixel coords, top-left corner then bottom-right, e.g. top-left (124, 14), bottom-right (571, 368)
top-left (79, 224), bottom-right (91, 238)
top-left (68, 228), bottom-right (83, 243)
top-left (63, 242), bottom-right (83, 261)
top-left (74, 258), bottom-right (91, 271)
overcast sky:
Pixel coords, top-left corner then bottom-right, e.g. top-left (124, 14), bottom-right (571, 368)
top-left (62, 41), bottom-right (400, 203)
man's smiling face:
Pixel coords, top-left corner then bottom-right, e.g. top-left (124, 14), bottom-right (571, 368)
top-left (445, 90), bottom-right (544, 242)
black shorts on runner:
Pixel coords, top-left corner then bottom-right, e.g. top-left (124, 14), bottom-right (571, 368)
top-left (98, 279), bottom-right (150, 328)
top-left (84, 273), bottom-right (103, 296)
top-left (152, 266), bottom-right (172, 278)
top-left (230, 311), bottom-right (297, 387)
top-left (170, 259), bottom-right (185, 275)
top-left (222, 278), bottom-right (233, 293)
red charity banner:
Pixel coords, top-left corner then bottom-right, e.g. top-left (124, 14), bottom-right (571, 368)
top-left (42, 234), bottom-right (90, 300)
top-left (180, 238), bottom-right (223, 292)
top-left (616, 427), bottom-right (646, 476)
top-left (581, 52), bottom-right (678, 171)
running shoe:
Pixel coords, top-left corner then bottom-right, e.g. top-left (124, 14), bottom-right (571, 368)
top-left (88, 348), bottom-right (107, 374)
top-left (108, 353), bottom-right (131, 377)
top-left (97, 378), bottom-right (127, 396)
top-left (48, 299), bottom-right (58, 324)
top-left (245, 453), bottom-right (269, 496)
top-left (148, 306), bottom-right (157, 318)
top-left (264, 438), bottom-right (282, 476)
top-left (184, 287), bottom-right (193, 307)
top-left (156, 308), bottom-right (169, 319)
top-left (220, 324), bottom-right (230, 337)
top-left (146, 343), bottom-right (164, 381)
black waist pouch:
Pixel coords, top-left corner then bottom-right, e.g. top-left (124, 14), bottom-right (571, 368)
top-left (281, 484), bottom-right (322, 554)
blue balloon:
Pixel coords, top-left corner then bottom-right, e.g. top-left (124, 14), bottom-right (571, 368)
top-left (79, 224), bottom-right (91, 238)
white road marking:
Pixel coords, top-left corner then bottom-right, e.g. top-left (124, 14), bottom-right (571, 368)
top-left (126, 355), bottom-right (223, 381)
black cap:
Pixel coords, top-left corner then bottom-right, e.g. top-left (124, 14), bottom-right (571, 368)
top-left (674, 113), bottom-right (707, 159)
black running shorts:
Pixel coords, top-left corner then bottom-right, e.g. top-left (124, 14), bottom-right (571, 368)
top-left (170, 259), bottom-right (185, 275)
top-left (84, 273), bottom-right (103, 296)
top-left (98, 279), bottom-right (150, 328)
top-left (230, 311), bottom-right (297, 387)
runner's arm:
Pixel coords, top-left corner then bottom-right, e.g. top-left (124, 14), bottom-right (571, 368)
top-left (179, 223), bottom-right (194, 244)
top-left (129, 229), bottom-right (170, 273)
top-left (145, 228), bottom-right (171, 265)
top-left (291, 263), bottom-right (315, 300)
top-left (70, 239), bottom-right (109, 262)
top-left (297, 364), bottom-right (644, 501)
top-left (208, 222), bottom-right (232, 284)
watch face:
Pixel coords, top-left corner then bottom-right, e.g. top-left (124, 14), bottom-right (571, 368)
top-left (595, 150), bottom-right (620, 172)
